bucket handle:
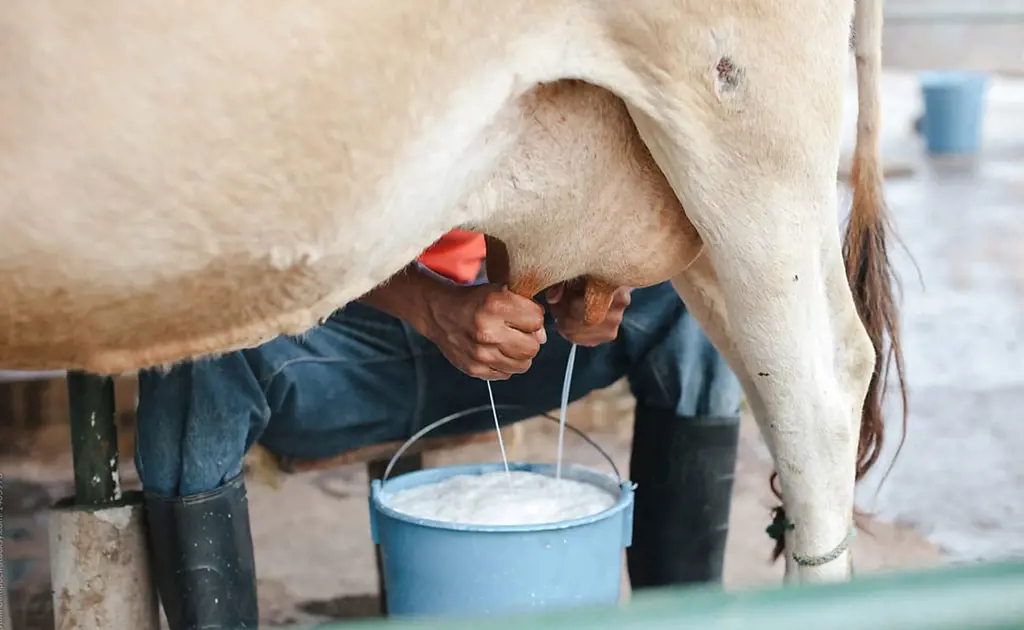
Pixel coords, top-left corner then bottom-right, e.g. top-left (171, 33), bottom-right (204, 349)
top-left (380, 404), bottom-right (622, 486)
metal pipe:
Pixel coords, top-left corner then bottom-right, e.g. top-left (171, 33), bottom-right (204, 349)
top-left (66, 371), bottom-right (120, 506)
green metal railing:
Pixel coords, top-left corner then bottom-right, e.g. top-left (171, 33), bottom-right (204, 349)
top-left (307, 560), bottom-right (1024, 630)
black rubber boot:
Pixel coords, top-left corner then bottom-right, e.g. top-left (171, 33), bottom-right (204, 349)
top-left (144, 474), bottom-right (259, 629)
top-left (627, 407), bottom-right (740, 589)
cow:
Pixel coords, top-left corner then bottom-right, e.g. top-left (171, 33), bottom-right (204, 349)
top-left (0, 0), bottom-right (904, 583)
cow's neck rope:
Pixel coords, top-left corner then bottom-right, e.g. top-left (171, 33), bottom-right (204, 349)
top-left (768, 507), bottom-right (856, 568)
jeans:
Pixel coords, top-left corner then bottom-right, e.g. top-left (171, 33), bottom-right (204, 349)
top-left (135, 282), bottom-right (741, 498)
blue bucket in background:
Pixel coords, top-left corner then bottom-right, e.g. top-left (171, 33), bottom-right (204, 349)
top-left (369, 461), bottom-right (635, 619)
top-left (918, 71), bottom-right (989, 155)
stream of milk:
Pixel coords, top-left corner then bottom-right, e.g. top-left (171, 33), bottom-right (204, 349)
top-left (485, 380), bottom-right (511, 482)
top-left (484, 342), bottom-right (578, 482)
top-left (385, 342), bottom-right (617, 525)
top-left (555, 344), bottom-right (578, 479)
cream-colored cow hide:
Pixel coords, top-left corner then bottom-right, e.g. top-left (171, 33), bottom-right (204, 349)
top-left (0, 0), bottom-right (905, 583)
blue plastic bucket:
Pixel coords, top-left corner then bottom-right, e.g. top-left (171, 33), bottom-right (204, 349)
top-left (369, 461), bottom-right (635, 618)
top-left (919, 71), bottom-right (989, 155)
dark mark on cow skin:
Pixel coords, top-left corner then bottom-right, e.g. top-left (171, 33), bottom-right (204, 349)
top-left (715, 56), bottom-right (742, 91)
top-left (758, 372), bottom-right (770, 377)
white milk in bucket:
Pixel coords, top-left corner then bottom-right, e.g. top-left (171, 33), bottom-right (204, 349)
top-left (385, 345), bottom-right (618, 527)
top-left (385, 470), bottom-right (617, 526)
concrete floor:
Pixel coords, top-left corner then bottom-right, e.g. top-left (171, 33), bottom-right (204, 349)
top-left (839, 71), bottom-right (1024, 562)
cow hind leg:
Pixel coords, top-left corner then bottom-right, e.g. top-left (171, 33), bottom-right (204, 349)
top-left (676, 185), bottom-right (874, 582)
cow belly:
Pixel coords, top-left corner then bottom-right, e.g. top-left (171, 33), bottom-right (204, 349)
top-left (0, 82), bottom-right (527, 374)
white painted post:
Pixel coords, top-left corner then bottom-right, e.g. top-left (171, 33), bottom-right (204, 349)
top-left (48, 493), bottom-right (160, 630)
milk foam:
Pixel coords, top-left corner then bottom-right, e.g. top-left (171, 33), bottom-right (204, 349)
top-left (385, 470), bottom-right (616, 526)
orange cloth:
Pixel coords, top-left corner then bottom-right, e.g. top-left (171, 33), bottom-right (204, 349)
top-left (417, 229), bottom-right (487, 284)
